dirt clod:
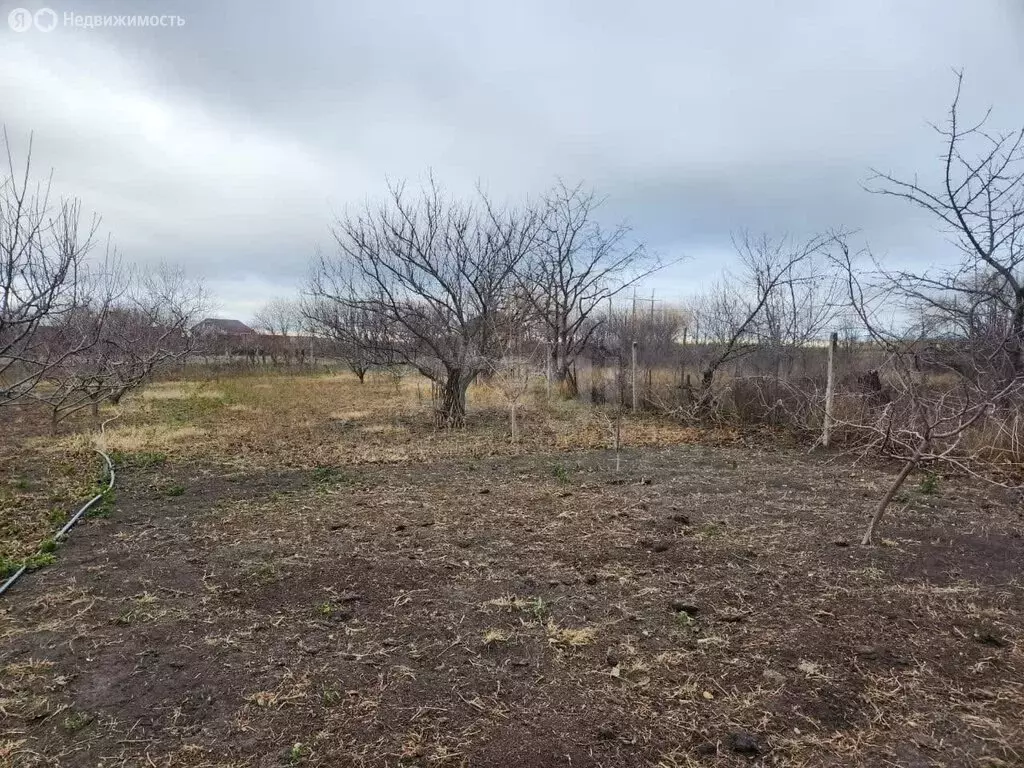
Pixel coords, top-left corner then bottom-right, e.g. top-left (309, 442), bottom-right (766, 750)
top-left (728, 730), bottom-right (761, 755)
top-left (972, 628), bottom-right (1007, 648)
top-left (670, 600), bottom-right (700, 615)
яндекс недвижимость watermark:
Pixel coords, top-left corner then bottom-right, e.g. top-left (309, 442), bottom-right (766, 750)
top-left (8, 7), bottom-right (186, 32)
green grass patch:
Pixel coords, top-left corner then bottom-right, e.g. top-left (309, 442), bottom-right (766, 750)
top-left (110, 450), bottom-right (168, 469)
top-left (151, 395), bottom-right (226, 425)
top-left (311, 466), bottom-right (354, 485)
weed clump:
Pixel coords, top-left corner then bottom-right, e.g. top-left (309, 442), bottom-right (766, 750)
top-left (918, 472), bottom-right (940, 494)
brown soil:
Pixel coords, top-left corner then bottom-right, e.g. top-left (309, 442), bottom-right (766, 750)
top-left (2, 443), bottom-right (1023, 767)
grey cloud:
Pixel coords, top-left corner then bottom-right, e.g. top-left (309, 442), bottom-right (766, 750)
top-left (1, 0), bottom-right (1022, 318)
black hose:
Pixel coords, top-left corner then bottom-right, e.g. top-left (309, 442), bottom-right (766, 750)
top-left (0, 416), bottom-right (119, 597)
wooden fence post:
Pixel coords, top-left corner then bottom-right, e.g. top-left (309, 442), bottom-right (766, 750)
top-left (545, 341), bottom-right (552, 398)
top-left (631, 341), bottom-right (638, 413)
top-left (822, 331), bottom-right (838, 448)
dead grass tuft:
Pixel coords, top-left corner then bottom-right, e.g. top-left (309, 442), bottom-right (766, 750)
top-left (546, 621), bottom-right (597, 648)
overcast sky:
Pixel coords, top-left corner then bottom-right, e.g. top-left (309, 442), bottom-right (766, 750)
top-left (2, 0), bottom-right (1023, 320)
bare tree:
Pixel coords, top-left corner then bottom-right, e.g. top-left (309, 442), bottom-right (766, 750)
top-left (487, 354), bottom-right (537, 443)
top-left (868, 71), bottom-right (1024, 382)
top-left (310, 177), bottom-right (537, 427)
top-left (598, 303), bottom-right (688, 407)
top-left (689, 231), bottom-right (832, 413)
top-left (252, 298), bottom-right (303, 365)
top-left (517, 181), bottom-right (659, 398)
top-left (836, 76), bottom-right (1024, 542)
top-left (303, 298), bottom-right (387, 382)
top-left (603, 304), bottom-right (688, 366)
top-left (32, 261), bottom-right (207, 427)
top-left (1, 130), bottom-right (99, 406)
top-left (29, 252), bottom-right (125, 428)
top-left (832, 237), bottom-right (1023, 545)
top-left (33, 304), bottom-right (111, 429)
top-left (105, 263), bottom-right (208, 404)
top-left (252, 298), bottom-right (301, 336)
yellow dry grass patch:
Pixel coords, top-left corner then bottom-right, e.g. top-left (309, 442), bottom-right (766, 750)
top-left (139, 383), bottom-right (225, 401)
top-left (107, 425), bottom-right (209, 453)
top-left (87, 425), bottom-right (209, 454)
top-left (0, 738), bottom-right (30, 765)
top-left (359, 423), bottom-right (407, 436)
top-left (546, 621), bottom-right (597, 648)
top-left (482, 629), bottom-right (511, 645)
top-left (0, 659), bottom-right (55, 680)
top-left (486, 595), bottom-right (534, 611)
top-left (328, 410), bottom-right (371, 422)
top-left (31, 371), bottom-right (710, 468)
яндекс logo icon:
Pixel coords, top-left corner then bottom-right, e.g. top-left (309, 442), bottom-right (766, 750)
top-left (8, 8), bottom-right (33, 31)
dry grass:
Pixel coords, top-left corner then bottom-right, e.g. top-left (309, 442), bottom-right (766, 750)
top-left (3, 438), bottom-right (1019, 765)
top-left (2, 369), bottom-right (722, 592)
top-left (41, 371), bottom-right (726, 470)
top-left (546, 621), bottom-right (598, 648)
top-left (1, 367), bottom-right (1022, 766)
top-left (139, 382), bottom-right (227, 401)
top-left (51, 425), bottom-right (209, 455)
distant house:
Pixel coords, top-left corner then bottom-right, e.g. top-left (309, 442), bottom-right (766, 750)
top-left (191, 318), bottom-right (256, 338)
top-left (190, 318), bottom-right (319, 364)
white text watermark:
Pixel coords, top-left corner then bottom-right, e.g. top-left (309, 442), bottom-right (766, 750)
top-left (8, 8), bottom-right (186, 32)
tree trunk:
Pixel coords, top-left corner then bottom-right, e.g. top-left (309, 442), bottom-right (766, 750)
top-left (861, 441), bottom-right (926, 545)
top-left (551, 328), bottom-right (578, 398)
top-left (701, 365), bottom-right (716, 391)
top-left (1010, 288), bottom-right (1024, 380)
top-left (692, 365), bottom-right (717, 416)
top-left (555, 365), bottom-right (579, 398)
top-left (90, 398), bottom-right (100, 417)
top-left (435, 369), bottom-right (469, 428)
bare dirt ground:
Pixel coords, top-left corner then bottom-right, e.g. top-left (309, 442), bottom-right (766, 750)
top-left (2, 375), bottom-right (1023, 767)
